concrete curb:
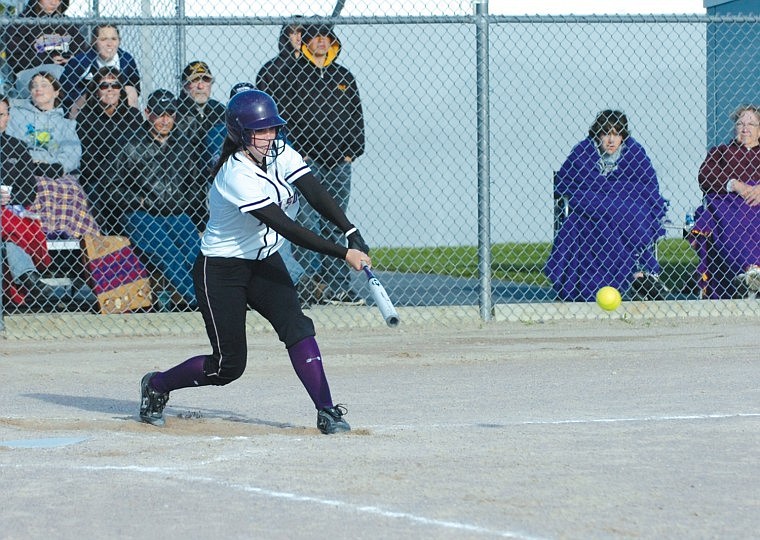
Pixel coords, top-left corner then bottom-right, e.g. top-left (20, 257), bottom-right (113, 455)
top-left (2, 299), bottom-right (757, 340)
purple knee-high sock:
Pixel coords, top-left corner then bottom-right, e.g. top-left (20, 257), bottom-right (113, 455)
top-left (150, 355), bottom-right (214, 394)
top-left (288, 336), bottom-right (333, 410)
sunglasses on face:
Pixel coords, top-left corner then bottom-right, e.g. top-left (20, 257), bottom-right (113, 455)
top-left (98, 82), bottom-right (122, 90)
top-left (191, 76), bottom-right (213, 84)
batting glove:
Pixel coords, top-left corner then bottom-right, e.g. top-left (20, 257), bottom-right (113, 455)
top-left (347, 229), bottom-right (370, 254)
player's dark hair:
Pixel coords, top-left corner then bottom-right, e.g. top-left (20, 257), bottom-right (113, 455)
top-left (589, 109), bottom-right (629, 140)
top-left (211, 136), bottom-right (240, 179)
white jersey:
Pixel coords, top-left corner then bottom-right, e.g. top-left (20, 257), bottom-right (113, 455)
top-left (201, 141), bottom-right (311, 259)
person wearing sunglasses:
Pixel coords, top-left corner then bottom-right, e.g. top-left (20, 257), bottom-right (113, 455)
top-left (75, 67), bottom-right (143, 232)
top-left (59, 24), bottom-right (141, 119)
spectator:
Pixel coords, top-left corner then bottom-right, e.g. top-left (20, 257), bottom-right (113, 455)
top-left (544, 110), bottom-right (669, 302)
top-left (256, 19), bottom-right (303, 125)
top-left (75, 67), bottom-right (144, 232)
top-left (1, 240), bottom-right (60, 311)
top-left (175, 60), bottom-right (225, 167)
top-left (4, 0), bottom-right (88, 97)
top-left (202, 81), bottom-right (256, 172)
top-left (112, 89), bottom-right (204, 308)
top-left (255, 22), bottom-right (315, 304)
top-left (0, 94), bottom-right (36, 201)
top-left (6, 71), bottom-right (98, 239)
top-left (1, 94), bottom-right (58, 310)
top-left (59, 24), bottom-right (141, 119)
top-left (286, 23), bottom-right (366, 305)
top-left (7, 71), bottom-right (80, 175)
top-left (695, 104), bottom-right (760, 297)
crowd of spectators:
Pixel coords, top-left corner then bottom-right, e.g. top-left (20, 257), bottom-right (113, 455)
top-left (0, 14), bottom-right (757, 313)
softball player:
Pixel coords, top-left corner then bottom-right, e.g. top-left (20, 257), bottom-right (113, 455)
top-left (139, 90), bottom-right (371, 434)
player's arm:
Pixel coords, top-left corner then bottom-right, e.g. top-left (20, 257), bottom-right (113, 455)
top-left (248, 203), bottom-right (348, 260)
top-left (293, 173), bottom-right (370, 253)
top-left (293, 173), bottom-right (352, 231)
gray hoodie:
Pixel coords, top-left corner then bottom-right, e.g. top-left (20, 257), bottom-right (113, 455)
top-left (6, 98), bottom-right (81, 173)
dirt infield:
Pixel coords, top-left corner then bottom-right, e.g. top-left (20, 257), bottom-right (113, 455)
top-left (1, 317), bottom-right (758, 539)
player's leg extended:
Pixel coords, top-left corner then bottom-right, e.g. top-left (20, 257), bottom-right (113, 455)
top-left (247, 254), bottom-right (333, 406)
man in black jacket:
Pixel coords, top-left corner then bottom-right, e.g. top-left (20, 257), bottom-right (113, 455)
top-left (113, 89), bottom-right (204, 308)
top-left (286, 23), bottom-right (366, 305)
top-left (175, 61), bottom-right (225, 172)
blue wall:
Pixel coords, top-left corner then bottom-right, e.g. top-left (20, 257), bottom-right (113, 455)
top-left (706, 0), bottom-right (760, 147)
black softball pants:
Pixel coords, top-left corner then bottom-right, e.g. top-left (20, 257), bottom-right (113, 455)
top-left (193, 252), bottom-right (316, 384)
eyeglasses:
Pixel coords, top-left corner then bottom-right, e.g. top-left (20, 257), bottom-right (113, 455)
top-left (190, 76), bottom-right (214, 84)
top-left (735, 122), bottom-right (759, 129)
top-left (98, 82), bottom-right (122, 90)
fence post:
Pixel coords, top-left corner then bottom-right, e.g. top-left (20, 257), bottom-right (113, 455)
top-left (475, 0), bottom-right (492, 320)
top-left (176, 0), bottom-right (186, 90)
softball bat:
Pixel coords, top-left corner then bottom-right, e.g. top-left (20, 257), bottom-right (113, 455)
top-left (361, 263), bottom-right (400, 328)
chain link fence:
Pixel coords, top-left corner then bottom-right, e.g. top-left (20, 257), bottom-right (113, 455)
top-left (1, 3), bottom-right (758, 338)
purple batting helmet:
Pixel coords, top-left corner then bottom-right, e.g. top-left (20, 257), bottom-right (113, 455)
top-left (226, 90), bottom-right (286, 145)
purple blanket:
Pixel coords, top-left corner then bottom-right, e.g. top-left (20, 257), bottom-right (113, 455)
top-left (690, 183), bottom-right (760, 298)
top-left (545, 137), bottom-right (668, 301)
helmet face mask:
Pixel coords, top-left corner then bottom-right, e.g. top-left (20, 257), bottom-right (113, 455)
top-left (226, 90), bottom-right (287, 149)
top-left (243, 126), bottom-right (287, 160)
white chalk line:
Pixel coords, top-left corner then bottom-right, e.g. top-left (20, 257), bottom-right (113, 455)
top-left (76, 464), bottom-right (546, 540)
top-left (366, 412), bottom-right (760, 431)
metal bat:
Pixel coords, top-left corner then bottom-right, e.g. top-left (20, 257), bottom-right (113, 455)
top-left (361, 263), bottom-right (400, 328)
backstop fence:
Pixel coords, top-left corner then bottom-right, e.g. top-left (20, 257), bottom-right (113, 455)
top-left (1, 5), bottom-right (758, 338)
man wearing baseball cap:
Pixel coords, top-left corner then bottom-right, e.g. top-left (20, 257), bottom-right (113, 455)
top-left (110, 88), bottom-right (206, 309)
top-left (175, 60), bottom-right (226, 172)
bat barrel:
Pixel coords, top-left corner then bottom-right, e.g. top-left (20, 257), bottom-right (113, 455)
top-left (362, 264), bottom-right (400, 328)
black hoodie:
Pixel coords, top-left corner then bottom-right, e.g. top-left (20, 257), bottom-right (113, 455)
top-left (256, 22), bottom-right (303, 123)
top-left (284, 29), bottom-right (365, 168)
top-left (0, 132), bottom-right (36, 206)
top-left (4, 0), bottom-right (88, 75)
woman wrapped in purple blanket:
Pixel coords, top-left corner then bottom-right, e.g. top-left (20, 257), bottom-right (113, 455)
top-left (545, 110), bottom-right (669, 302)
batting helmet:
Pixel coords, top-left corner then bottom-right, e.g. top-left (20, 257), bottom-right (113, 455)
top-left (226, 90), bottom-right (286, 145)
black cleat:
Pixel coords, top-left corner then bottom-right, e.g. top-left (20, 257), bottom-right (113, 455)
top-left (317, 404), bottom-right (351, 434)
top-left (139, 372), bottom-right (170, 426)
